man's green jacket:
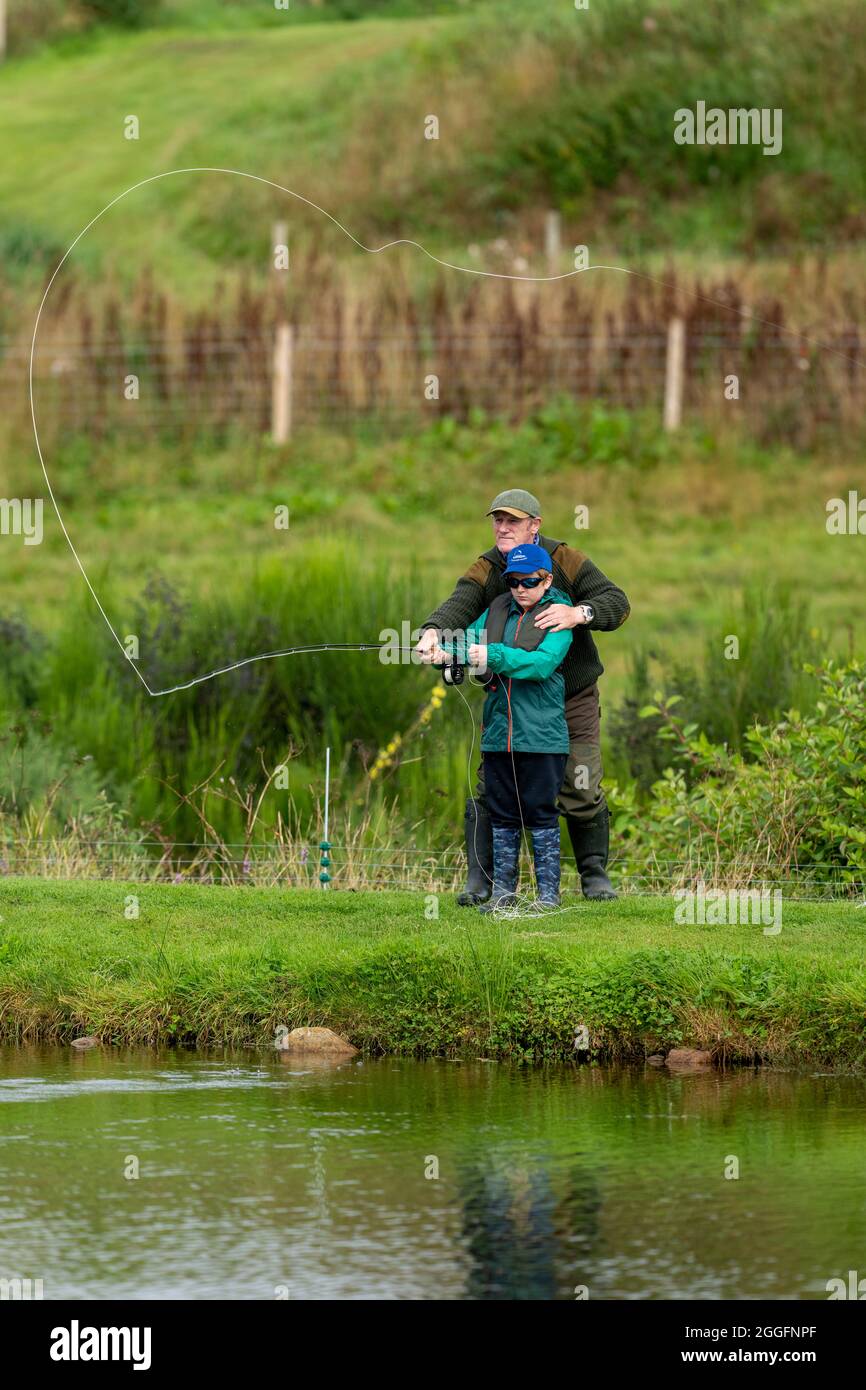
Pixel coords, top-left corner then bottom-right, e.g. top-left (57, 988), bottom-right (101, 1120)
top-left (421, 534), bottom-right (630, 701)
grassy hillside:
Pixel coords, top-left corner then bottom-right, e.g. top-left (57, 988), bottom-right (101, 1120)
top-left (2, 0), bottom-right (865, 301)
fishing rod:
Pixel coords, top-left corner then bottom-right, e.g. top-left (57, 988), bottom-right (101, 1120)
top-left (154, 640), bottom-right (469, 695)
top-left (274, 641), bottom-right (469, 687)
top-left (255, 640), bottom-right (466, 681)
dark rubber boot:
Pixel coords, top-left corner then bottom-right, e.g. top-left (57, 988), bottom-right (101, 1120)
top-left (530, 826), bottom-right (561, 906)
top-left (457, 798), bottom-right (494, 906)
top-left (478, 827), bottom-right (521, 912)
top-left (566, 805), bottom-right (618, 900)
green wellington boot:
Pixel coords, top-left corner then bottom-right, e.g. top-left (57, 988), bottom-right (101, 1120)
top-left (530, 826), bottom-right (562, 907)
top-left (457, 798), bottom-right (494, 906)
top-left (566, 805), bottom-right (618, 900)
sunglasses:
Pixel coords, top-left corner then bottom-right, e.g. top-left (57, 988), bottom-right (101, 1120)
top-left (505, 573), bottom-right (546, 590)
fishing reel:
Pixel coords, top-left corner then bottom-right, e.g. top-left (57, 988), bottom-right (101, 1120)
top-left (441, 657), bottom-right (465, 686)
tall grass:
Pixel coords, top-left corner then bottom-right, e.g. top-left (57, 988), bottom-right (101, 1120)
top-left (0, 547), bottom-right (479, 852)
top-left (11, 257), bottom-right (866, 457)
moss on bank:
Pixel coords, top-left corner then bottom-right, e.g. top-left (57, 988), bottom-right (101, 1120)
top-left (1, 879), bottom-right (865, 1068)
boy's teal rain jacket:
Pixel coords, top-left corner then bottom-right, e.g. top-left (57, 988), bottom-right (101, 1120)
top-left (444, 585), bottom-right (572, 754)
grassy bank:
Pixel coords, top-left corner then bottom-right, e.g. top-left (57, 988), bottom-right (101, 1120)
top-left (1, 879), bottom-right (865, 1067)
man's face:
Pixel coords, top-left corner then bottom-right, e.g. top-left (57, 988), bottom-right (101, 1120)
top-left (490, 510), bottom-right (540, 554)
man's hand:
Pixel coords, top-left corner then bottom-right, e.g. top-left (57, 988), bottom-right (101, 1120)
top-left (415, 629), bottom-right (444, 663)
top-left (467, 643), bottom-right (488, 668)
top-left (533, 603), bottom-right (587, 632)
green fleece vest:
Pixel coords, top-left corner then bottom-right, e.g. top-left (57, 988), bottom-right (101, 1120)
top-left (483, 592), bottom-right (548, 652)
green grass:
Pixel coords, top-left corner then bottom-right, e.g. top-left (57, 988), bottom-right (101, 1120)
top-left (2, 0), bottom-right (865, 298)
top-left (2, 405), bottom-right (862, 851)
top-left (2, 878), bottom-right (865, 1066)
top-left (5, 412), bottom-right (863, 682)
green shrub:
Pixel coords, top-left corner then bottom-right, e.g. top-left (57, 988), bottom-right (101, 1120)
top-left (609, 583), bottom-right (827, 788)
top-left (82, 0), bottom-right (162, 28)
top-left (611, 660), bottom-right (866, 892)
top-left (0, 710), bottom-right (112, 824)
top-left (0, 616), bottom-right (46, 708)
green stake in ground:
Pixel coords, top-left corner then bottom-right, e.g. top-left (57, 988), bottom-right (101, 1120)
top-left (320, 747), bottom-right (332, 888)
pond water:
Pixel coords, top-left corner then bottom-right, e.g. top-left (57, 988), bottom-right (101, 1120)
top-left (0, 1047), bottom-right (864, 1300)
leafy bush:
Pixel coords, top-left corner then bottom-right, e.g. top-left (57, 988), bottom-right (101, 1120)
top-left (0, 616), bottom-right (46, 708)
top-left (0, 223), bottom-right (66, 277)
top-left (4, 0), bottom-right (91, 56)
top-left (0, 710), bottom-right (113, 824)
top-left (609, 583), bottom-right (826, 788)
top-left (610, 661), bottom-right (866, 893)
top-left (82, 0), bottom-right (162, 27)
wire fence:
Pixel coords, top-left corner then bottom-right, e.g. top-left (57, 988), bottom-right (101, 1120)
top-left (6, 328), bottom-right (859, 440)
top-left (4, 265), bottom-right (864, 443)
top-left (1, 843), bottom-right (862, 901)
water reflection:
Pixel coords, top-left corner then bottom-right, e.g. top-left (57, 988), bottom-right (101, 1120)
top-left (0, 1047), bottom-right (864, 1300)
top-left (459, 1158), bottom-right (601, 1299)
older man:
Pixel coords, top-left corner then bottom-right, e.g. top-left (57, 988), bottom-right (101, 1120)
top-left (415, 489), bottom-right (630, 902)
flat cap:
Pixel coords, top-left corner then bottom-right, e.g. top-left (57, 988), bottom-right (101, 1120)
top-left (485, 489), bottom-right (542, 519)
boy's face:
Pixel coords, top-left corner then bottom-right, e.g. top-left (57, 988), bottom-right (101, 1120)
top-left (507, 569), bottom-right (553, 610)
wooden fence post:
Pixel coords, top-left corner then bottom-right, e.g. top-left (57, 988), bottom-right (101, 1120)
top-left (664, 316), bottom-right (685, 431)
top-left (272, 322), bottom-right (293, 444)
top-left (544, 211), bottom-right (561, 275)
top-left (0, 0), bottom-right (7, 64)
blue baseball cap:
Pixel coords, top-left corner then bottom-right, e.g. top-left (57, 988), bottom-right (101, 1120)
top-left (504, 543), bottom-right (551, 575)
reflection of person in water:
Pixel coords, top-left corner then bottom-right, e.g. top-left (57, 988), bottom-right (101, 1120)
top-left (457, 1158), bottom-right (602, 1300)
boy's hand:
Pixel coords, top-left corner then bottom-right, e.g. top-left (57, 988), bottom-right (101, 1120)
top-left (414, 629), bottom-right (442, 662)
top-left (533, 603), bottom-right (586, 631)
top-left (468, 643), bottom-right (488, 668)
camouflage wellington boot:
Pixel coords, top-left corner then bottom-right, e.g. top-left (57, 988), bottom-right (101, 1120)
top-left (478, 827), bottom-right (521, 912)
top-left (529, 826), bottom-right (562, 906)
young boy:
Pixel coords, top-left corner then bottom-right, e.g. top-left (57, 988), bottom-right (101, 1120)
top-left (438, 543), bottom-right (571, 909)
